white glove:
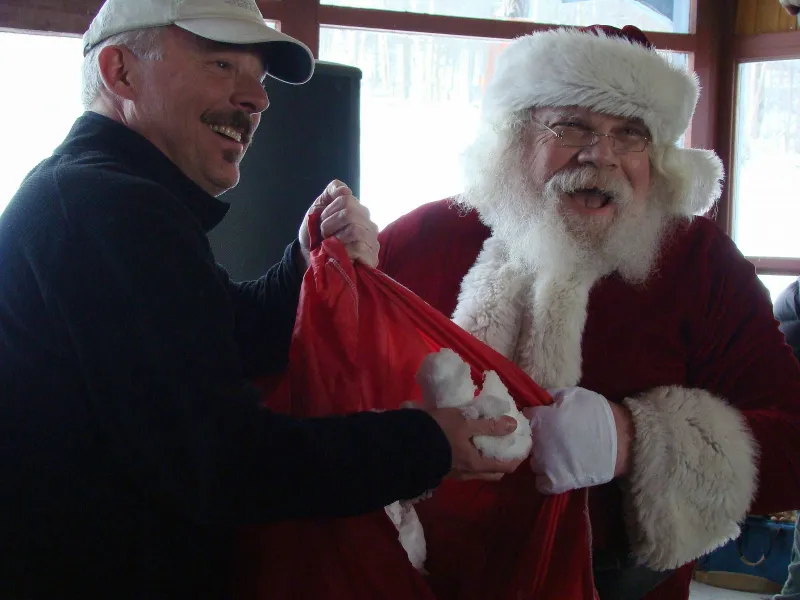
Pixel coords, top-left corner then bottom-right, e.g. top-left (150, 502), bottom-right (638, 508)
top-left (527, 387), bottom-right (617, 495)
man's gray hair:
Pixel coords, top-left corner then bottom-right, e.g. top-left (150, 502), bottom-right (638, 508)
top-left (81, 27), bottom-right (166, 109)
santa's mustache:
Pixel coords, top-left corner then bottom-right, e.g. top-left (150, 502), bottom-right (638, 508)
top-left (543, 167), bottom-right (634, 206)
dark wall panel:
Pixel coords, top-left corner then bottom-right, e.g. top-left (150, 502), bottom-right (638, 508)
top-left (209, 61), bottom-right (361, 281)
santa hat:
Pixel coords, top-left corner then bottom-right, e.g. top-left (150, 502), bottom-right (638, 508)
top-left (481, 25), bottom-right (723, 216)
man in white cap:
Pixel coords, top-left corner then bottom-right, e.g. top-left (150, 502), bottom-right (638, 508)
top-left (379, 25), bottom-right (800, 600)
top-left (0, 0), bottom-right (523, 596)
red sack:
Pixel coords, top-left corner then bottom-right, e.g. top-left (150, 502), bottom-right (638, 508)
top-left (234, 220), bottom-right (596, 600)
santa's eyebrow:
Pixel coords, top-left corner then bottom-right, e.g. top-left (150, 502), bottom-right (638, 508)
top-left (543, 110), bottom-right (650, 135)
top-left (540, 110), bottom-right (586, 123)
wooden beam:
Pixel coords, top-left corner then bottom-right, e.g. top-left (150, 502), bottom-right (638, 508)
top-left (691, 0), bottom-right (736, 234)
top-left (278, 0), bottom-right (319, 56)
top-left (755, 0), bottom-right (783, 34)
top-left (0, 1), bottom-right (100, 36)
top-left (317, 5), bottom-right (697, 52)
top-left (736, 0), bottom-right (797, 34)
top-left (736, 0), bottom-right (759, 34)
top-left (0, 0), bottom-right (286, 36)
top-left (0, 1), bottom-right (698, 54)
top-left (749, 257), bottom-right (800, 274)
top-left (257, 1), bottom-right (286, 24)
top-left (733, 30), bottom-right (800, 60)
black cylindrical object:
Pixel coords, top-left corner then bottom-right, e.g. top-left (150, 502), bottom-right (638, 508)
top-left (209, 60), bottom-right (361, 281)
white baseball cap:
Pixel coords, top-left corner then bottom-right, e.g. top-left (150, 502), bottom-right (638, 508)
top-left (83, 0), bottom-right (315, 84)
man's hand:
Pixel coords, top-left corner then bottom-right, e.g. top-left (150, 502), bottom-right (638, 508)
top-left (298, 180), bottom-right (379, 270)
top-left (422, 405), bottom-right (524, 481)
top-left (523, 387), bottom-right (634, 495)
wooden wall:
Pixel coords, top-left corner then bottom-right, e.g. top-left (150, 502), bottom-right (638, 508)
top-left (0, 1), bottom-right (284, 36)
top-left (5, 0), bottom-right (794, 38)
top-left (736, 0), bottom-right (799, 34)
top-left (0, 0), bottom-right (101, 35)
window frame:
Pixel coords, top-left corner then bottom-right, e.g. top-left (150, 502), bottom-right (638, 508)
top-left (2, 0), bottom-right (752, 259)
top-left (0, 0), bottom-right (716, 142)
top-left (719, 31), bottom-right (800, 278)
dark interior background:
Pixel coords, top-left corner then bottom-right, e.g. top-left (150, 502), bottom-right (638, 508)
top-left (209, 60), bottom-right (362, 281)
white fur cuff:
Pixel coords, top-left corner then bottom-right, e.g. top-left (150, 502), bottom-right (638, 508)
top-left (622, 386), bottom-right (758, 570)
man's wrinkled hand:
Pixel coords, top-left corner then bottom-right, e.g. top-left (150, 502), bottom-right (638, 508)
top-left (298, 179), bottom-right (379, 269)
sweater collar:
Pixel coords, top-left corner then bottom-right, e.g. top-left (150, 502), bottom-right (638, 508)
top-left (54, 112), bottom-right (230, 232)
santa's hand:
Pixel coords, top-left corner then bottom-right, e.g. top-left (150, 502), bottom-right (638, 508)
top-left (523, 387), bottom-right (632, 495)
top-left (298, 179), bottom-right (379, 269)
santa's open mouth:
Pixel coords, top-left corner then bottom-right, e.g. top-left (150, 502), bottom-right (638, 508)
top-left (568, 187), bottom-right (614, 209)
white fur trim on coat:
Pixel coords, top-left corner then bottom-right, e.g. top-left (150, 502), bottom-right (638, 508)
top-left (452, 237), bottom-right (595, 389)
top-left (514, 274), bottom-right (593, 389)
top-left (452, 238), bottom-right (529, 361)
top-left (622, 386), bottom-right (758, 571)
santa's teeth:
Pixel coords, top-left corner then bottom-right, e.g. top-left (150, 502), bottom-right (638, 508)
top-left (585, 195), bottom-right (605, 209)
top-left (209, 125), bottom-right (242, 142)
top-left (572, 188), bottom-right (611, 209)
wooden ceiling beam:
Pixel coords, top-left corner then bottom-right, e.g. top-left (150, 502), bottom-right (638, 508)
top-left (0, 0), bottom-right (285, 36)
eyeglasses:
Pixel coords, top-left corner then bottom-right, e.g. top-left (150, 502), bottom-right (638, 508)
top-left (533, 118), bottom-right (650, 153)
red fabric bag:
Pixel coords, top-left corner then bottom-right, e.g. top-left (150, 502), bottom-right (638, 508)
top-left (234, 220), bottom-right (596, 600)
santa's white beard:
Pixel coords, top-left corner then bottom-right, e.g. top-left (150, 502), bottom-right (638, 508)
top-left (461, 146), bottom-right (673, 284)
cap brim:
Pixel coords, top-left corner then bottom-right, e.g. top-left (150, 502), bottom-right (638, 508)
top-left (175, 18), bottom-right (315, 84)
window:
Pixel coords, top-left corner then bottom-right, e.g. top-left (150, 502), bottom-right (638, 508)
top-left (320, 0), bottom-right (691, 33)
top-left (0, 32), bottom-right (85, 215)
top-left (733, 58), bottom-right (800, 300)
top-left (759, 274), bottom-right (797, 302)
top-left (1, 4), bottom-right (702, 234)
top-left (734, 59), bottom-right (800, 259)
top-left (321, 27), bottom-right (689, 229)
top-left (320, 28), bottom-right (505, 228)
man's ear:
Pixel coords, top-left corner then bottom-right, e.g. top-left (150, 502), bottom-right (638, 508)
top-left (97, 45), bottom-right (138, 101)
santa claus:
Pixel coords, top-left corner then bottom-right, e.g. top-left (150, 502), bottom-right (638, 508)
top-left (378, 24), bottom-right (800, 600)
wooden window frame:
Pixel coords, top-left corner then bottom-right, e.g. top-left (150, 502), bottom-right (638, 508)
top-left (716, 29), bottom-right (800, 277)
top-left (0, 0), bottom-right (723, 150)
top-left (10, 0), bottom-right (781, 272)
top-left (0, 0), bottom-right (722, 147)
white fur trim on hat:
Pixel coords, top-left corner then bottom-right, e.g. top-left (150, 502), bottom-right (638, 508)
top-left (622, 386), bottom-right (758, 570)
top-left (660, 146), bottom-right (725, 216)
top-left (482, 28), bottom-right (697, 147)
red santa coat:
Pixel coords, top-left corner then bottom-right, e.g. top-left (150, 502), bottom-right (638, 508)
top-left (378, 198), bottom-right (800, 600)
